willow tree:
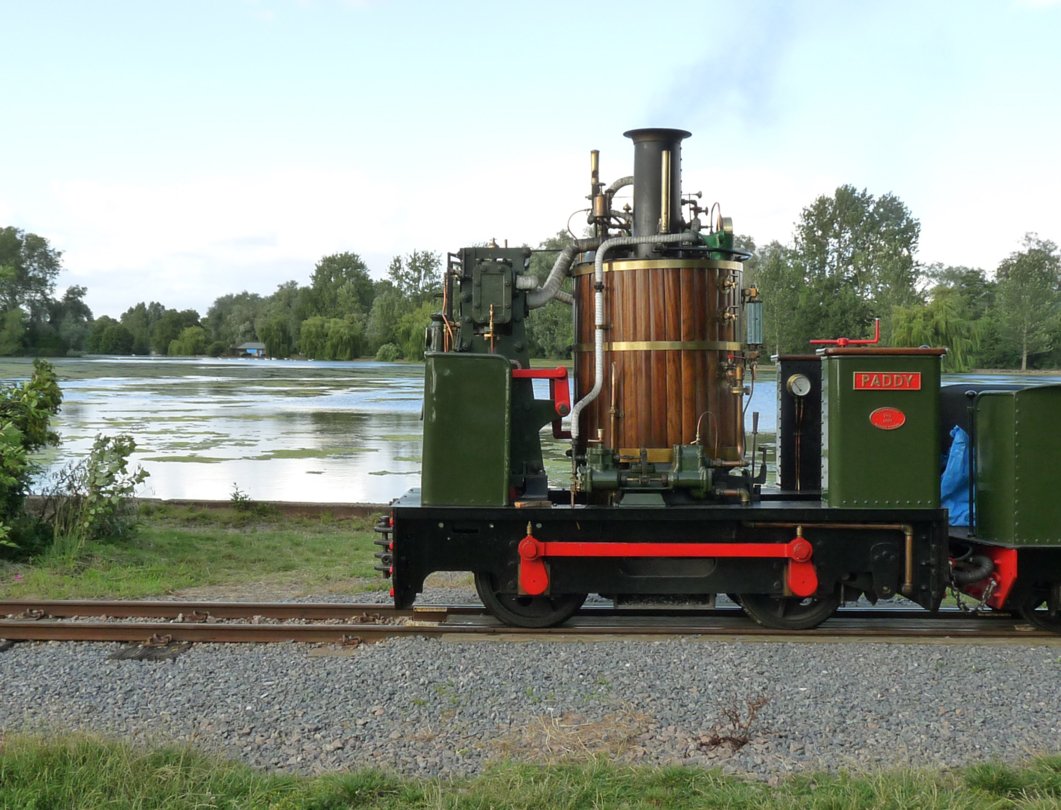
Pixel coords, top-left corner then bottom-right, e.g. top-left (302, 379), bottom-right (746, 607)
top-left (892, 287), bottom-right (983, 371)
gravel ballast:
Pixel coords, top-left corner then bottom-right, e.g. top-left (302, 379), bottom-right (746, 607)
top-left (1, 594), bottom-right (1059, 781)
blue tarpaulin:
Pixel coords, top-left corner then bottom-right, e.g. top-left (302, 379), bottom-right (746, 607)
top-left (941, 425), bottom-right (972, 526)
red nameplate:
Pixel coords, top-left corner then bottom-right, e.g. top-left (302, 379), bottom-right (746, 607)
top-left (853, 371), bottom-right (921, 390)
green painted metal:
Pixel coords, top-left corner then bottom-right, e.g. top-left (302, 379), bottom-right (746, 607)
top-left (472, 264), bottom-right (513, 325)
top-left (580, 444), bottom-right (712, 497)
top-left (448, 247), bottom-right (530, 363)
top-left (822, 350), bottom-right (944, 508)
top-left (974, 386), bottom-right (1061, 547)
top-left (421, 353), bottom-right (511, 506)
top-left (425, 246), bottom-right (558, 503)
top-left (701, 229), bottom-right (735, 261)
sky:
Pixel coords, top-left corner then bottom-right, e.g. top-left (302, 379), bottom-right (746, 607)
top-left (2, 0), bottom-right (1060, 319)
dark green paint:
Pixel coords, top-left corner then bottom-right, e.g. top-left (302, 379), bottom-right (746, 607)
top-left (822, 351), bottom-right (942, 508)
top-left (421, 353), bottom-right (511, 506)
top-left (448, 247), bottom-right (531, 362)
top-left (422, 247), bottom-right (559, 505)
top-left (975, 386), bottom-right (1061, 546)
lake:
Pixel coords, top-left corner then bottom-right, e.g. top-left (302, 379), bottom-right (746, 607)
top-left (1, 357), bottom-right (1056, 504)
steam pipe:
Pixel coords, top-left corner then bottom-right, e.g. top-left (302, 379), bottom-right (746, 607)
top-left (527, 238), bottom-right (600, 309)
top-left (606, 176), bottom-right (633, 194)
top-left (570, 231), bottom-right (696, 444)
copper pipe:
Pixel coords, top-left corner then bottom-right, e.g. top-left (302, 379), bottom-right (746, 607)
top-left (904, 528), bottom-right (915, 596)
top-left (608, 361), bottom-right (618, 447)
top-left (714, 488), bottom-right (751, 504)
top-left (747, 522), bottom-right (915, 532)
top-left (747, 522), bottom-right (916, 595)
top-left (734, 363), bottom-right (745, 460)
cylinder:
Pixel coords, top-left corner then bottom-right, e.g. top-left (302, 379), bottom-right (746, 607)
top-left (574, 257), bottom-right (744, 461)
top-left (623, 128), bottom-right (690, 257)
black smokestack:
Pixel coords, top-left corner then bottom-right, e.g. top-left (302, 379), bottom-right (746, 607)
top-left (624, 127), bottom-right (690, 255)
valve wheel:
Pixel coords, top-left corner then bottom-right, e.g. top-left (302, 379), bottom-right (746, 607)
top-left (474, 572), bottom-right (586, 629)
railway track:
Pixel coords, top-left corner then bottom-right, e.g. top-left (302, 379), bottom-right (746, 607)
top-left (2, 600), bottom-right (1059, 645)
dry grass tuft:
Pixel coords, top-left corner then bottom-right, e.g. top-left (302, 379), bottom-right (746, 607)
top-left (490, 705), bottom-right (653, 763)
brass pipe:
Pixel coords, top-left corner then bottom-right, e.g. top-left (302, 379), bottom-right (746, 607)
top-left (483, 304), bottom-right (496, 353)
top-left (747, 522), bottom-right (915, 532)
top-left (747, 522), bottom-right (917, 596)
top-left (608, 361), bottom-right (618, 448)
top-left (711, 459), bottom-right (745, 469)
top-left (734, 363), bottom-right (745, 460)
top-left (714, 488), bottom-right (751, 504)
top-left (659, 150), bottom-right (671, 234)
top-left (903, 526), bottom-right (915, 596)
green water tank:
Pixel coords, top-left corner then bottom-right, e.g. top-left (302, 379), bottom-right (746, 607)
top-left (974, 386), bottom-right (1061, 546)
top-left (822, 348), bottom-right (945, 508)
top-left (422, 352), bottom-right (511, 507)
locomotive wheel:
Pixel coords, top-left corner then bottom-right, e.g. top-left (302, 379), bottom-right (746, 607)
top-left (739, 590), bottom-right (841, 631)
top-left (474, 573), bottom-right (586, 628)
top-left (1017, 588), bottom-right (1061, 633)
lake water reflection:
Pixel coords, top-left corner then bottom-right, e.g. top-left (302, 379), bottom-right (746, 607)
top-left (9, 357), bottom-right (424, 504)
top-left (5, 357), bottom-right (1058, 504)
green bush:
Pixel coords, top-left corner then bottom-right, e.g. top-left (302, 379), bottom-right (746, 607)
top-left (0, 360), bottom-right (62, 557)
top-left (374, 342), bottom-right (401, 362)
top-left (42, 433), bottom-right (149, 558)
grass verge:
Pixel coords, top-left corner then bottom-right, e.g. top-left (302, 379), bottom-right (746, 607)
top-left (0, 503), bottom-right (384, 600)
top-left (0, 734), bottom-right (1059, 809)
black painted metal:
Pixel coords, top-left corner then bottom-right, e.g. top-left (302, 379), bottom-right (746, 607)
top-left (777, 355), bottom-right (823, 492)
top-left (390, 490), bottom-right (949, 614)
top-left (623, 128), bottom-right (690, 256)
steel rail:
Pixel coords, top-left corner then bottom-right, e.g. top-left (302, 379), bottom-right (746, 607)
top-left (0, 599), bottom-right (1022, 623)
top-left (0, 616), bottom-right (1056, 645)
top-left (0, 600), bottom-right (457, 621)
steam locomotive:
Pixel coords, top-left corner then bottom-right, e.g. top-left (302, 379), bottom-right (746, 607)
top-left (375, 128), bottom-right (1061, 633)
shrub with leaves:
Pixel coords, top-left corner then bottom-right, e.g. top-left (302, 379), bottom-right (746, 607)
top-left (0, 360), bottom-right (62, 555)
top-left (229, 482), bottom-right (252, 511)
top-left (374, 342), bottom-right (401, 362)
top-left (43, 434), bottom-right (149, 557)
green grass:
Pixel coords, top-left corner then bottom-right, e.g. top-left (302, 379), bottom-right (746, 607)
top-left (0, 735), bottom-right (1059, 809)
top-left (0, 504), bottom-right (384, 599)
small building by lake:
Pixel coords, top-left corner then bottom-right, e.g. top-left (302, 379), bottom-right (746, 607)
top-left (235, 341), bottom-right (267, 358)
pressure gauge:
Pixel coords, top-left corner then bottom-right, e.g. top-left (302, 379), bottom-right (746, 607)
top-left (786, 373), bottom-right (812, 398)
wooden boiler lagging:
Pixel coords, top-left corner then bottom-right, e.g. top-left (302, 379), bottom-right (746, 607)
top-left (574, 258), bottom-right (745, 460)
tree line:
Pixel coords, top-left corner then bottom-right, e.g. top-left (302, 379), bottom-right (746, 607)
top-left (745, 185), bottom-right (1061, 371)
top-left (86, 249), bottom-right (452, 362)
top-left (1, 185), bottom-right (1059, 370)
